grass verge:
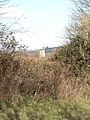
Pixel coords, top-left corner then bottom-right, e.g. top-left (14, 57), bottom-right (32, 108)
top-left (0, 97), bottom-right (90, 120)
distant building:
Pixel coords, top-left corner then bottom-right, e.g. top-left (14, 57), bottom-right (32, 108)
top-left (39, 49), bottom-right (45, 58)
top-left (27, 47), bottom-right (57, 59)
top-left (39, 47), bottom-right (57, 58)
top-left (45, 47), bottom-right (57, 55)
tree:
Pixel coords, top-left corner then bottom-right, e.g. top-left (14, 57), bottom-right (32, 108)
top-left (54, 0), bottom-right (90, 76)
top-left (0, 0), bottom-right (28, 53)
top-left (67, 0), bottom-right (90, 66)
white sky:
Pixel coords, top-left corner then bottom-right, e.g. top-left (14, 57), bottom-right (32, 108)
top-left (0, 0), bottom-right (72, 50)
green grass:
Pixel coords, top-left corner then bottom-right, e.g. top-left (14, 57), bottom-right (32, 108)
top-left (0, 98), bottom-right (90, 120)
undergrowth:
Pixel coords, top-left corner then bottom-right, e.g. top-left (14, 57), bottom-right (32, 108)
top-left (0, 98), bottom-right (90, 120)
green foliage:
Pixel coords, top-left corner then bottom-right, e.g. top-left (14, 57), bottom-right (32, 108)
top-left (54, 36), bottom-right (90, 76)
top-left (0, 98), bottom-right (90, 120)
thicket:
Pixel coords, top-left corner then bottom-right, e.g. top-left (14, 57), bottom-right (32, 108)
top-left (0, 49), bottom-right (90, 102)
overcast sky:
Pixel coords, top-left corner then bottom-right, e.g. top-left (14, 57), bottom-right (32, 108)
top-left (1, 0), bottom-right (72, 50)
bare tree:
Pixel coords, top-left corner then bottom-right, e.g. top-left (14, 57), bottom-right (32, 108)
top-left (71, 0), bottom-right (90, 12)
top-left (0, 0), bottom-right (29, 53)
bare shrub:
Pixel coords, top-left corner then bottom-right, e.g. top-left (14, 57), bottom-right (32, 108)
top-left (0, 52), bottom-right (21, 101)
top-left (17, 55), bottom-right (89, 99)
top-left (0, 51), bottom-right (89, 102)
